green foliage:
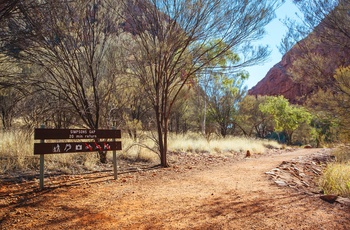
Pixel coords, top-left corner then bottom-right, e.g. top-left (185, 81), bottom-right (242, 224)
top-left (206, 73), bottom-right (247, 137)
top-left (259, 95), bottom-right (312, 144)
top-left (305, 65), bottom-right (350, 143)
top-left (205, 39), bottom-right (241, 67)
top-left (196, 39), bottom-right (249, 137)
top-left (236, 95), bottom-right (274, 137)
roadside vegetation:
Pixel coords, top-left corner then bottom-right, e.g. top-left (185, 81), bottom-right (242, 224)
top-left (0, 1), bottom-right (350, 199)
top-left (0, 129), bottom-right (282, 175)
top-left (282, 1), bottom-right (350, 198)
top-left (319, 147), bottom-right (350, 198)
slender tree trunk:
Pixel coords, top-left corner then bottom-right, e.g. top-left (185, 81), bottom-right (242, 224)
top-left (202, 100), bottom-right (207, 135)
top-left (277, 132), bottom-right (281, 143)
top-left (235, 122), bottom-right (248, 136)
top-left (162, 117), bottom-right (168, 167)
top-left (155, 105), bottom-right (167, 167)
top-left (220, 122), bottom-right (227, 137)
top-left (287, 131), bottom-right (294, 145)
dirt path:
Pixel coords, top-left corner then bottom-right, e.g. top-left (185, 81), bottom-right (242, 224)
top-left (1, 148), bottom-right (349, 229)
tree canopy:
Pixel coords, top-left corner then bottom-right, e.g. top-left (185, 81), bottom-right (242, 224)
top-left (259, 96), bottom-right (312, 144)
top-left (0, 0), bottom-right (285, 166)
top-left (281, 0), bottom-right (350, 141)
top-left (121, 0), bottom-right (284, 166)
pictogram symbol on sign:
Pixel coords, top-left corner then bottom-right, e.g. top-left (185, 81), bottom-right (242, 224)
top-left (85, 143), bottom-right (93, 151)
top-left (64, 144), bottom-right (72, 152)
top-left (53, 144), bottom-right (60, 153)
top-left (95, 142), bottom-right (102, 151)
top-left (104, 143), bottom-right (111, 150)
top-left (76, 144), bottom-right (83, 151)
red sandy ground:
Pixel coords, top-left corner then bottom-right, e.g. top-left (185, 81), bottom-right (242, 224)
top-left (1, 148), bottom-right (349, 229)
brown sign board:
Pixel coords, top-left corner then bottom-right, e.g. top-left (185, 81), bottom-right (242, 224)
top-left (34, 129), bottom-right (121, 140)
top-left (34, 141), bottom-right (122, 155)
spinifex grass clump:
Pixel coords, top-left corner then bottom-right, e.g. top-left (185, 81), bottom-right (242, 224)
top-left (319, 163), bottom-right (350, 198)
top-left (319, 147), bottom-right (350, 198)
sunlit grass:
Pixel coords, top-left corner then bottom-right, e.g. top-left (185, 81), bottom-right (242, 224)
top-left (319, 163), bottom-right (350, 198)
top-left (168, 132), bottom-right (282, 155)
top-left (1, 129), bottom-right (282, 174)
top-left (319, 146), bottom-right (350, 198)
top-left (114, 136), bottom-right (158, 163)
top-left (0, 129), bottom-right (101, 174)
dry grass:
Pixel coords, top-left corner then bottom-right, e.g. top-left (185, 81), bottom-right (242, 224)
top-left (319, 146), bottom-right (350, 198)
top-left (0, 130), bottom-right (36, 173)
top-left (0, 130), bottom-right (100, 174)
top-left (332, 146), bottom-right (350, 163)
top-left (168, 133), bottom-right (282, 155)
top-left (115, 136), bottom-right (158, 163)
top-left (1, 130), bottom-right (282, 174)
top-left (319, 163), bottom-right (350, 198)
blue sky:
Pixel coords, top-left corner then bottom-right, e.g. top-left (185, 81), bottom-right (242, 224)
top-left (244, 1), bottom-right (300, 90)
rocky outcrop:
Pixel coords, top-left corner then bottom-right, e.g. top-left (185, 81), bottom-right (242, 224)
top-left (248, 62), bottom-right (311, 104)
top-left (248, 17), bottom-right (350, 104)
top-left (248, 37), bottom-right (318, 104)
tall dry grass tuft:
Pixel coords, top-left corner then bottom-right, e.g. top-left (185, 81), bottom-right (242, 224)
top-left (0, 129), bottom-right (36, 173)
top-left (319, 163), bottom-right (350, 198)
top-left (319, 146), bottom-right (350, 198)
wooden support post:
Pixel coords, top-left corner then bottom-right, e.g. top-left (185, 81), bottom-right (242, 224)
top-left (112, 126), bottom-right (118, 180)
top-left (39, 124), bottom-right (45, 189)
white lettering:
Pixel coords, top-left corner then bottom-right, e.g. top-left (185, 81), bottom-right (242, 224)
top-left (70, 130), bottom-right (88, 134)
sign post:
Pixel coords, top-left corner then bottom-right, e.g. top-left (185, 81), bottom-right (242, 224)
top-left (39, 124), bottom-right (45, 190)
top-left (112, 126), bottom-right (117, 180)
top-left (34, 128), bottom-right (122, 189)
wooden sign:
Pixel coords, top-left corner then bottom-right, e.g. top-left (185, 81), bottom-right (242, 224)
top-left (34, 127), bottom-right (122, 189)
top-left (34, 128), bottom-right (121, 140)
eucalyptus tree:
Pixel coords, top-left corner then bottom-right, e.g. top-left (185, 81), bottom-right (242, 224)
top-left (121, 0), bottom-right (285, 167)
top-left (195, 39), bottom-right (247, 136)
top-left (205, 73), bottom-right (248, 137)
top-left (259, 96), bottom-right (312, 144)
top-left (237, 95), bottom-right (274, 138)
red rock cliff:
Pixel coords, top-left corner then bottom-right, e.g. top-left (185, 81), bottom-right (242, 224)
top-left (248, 18), bottom-right (350, 104)
top-left (248, 45), bottom-right (312, 104)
